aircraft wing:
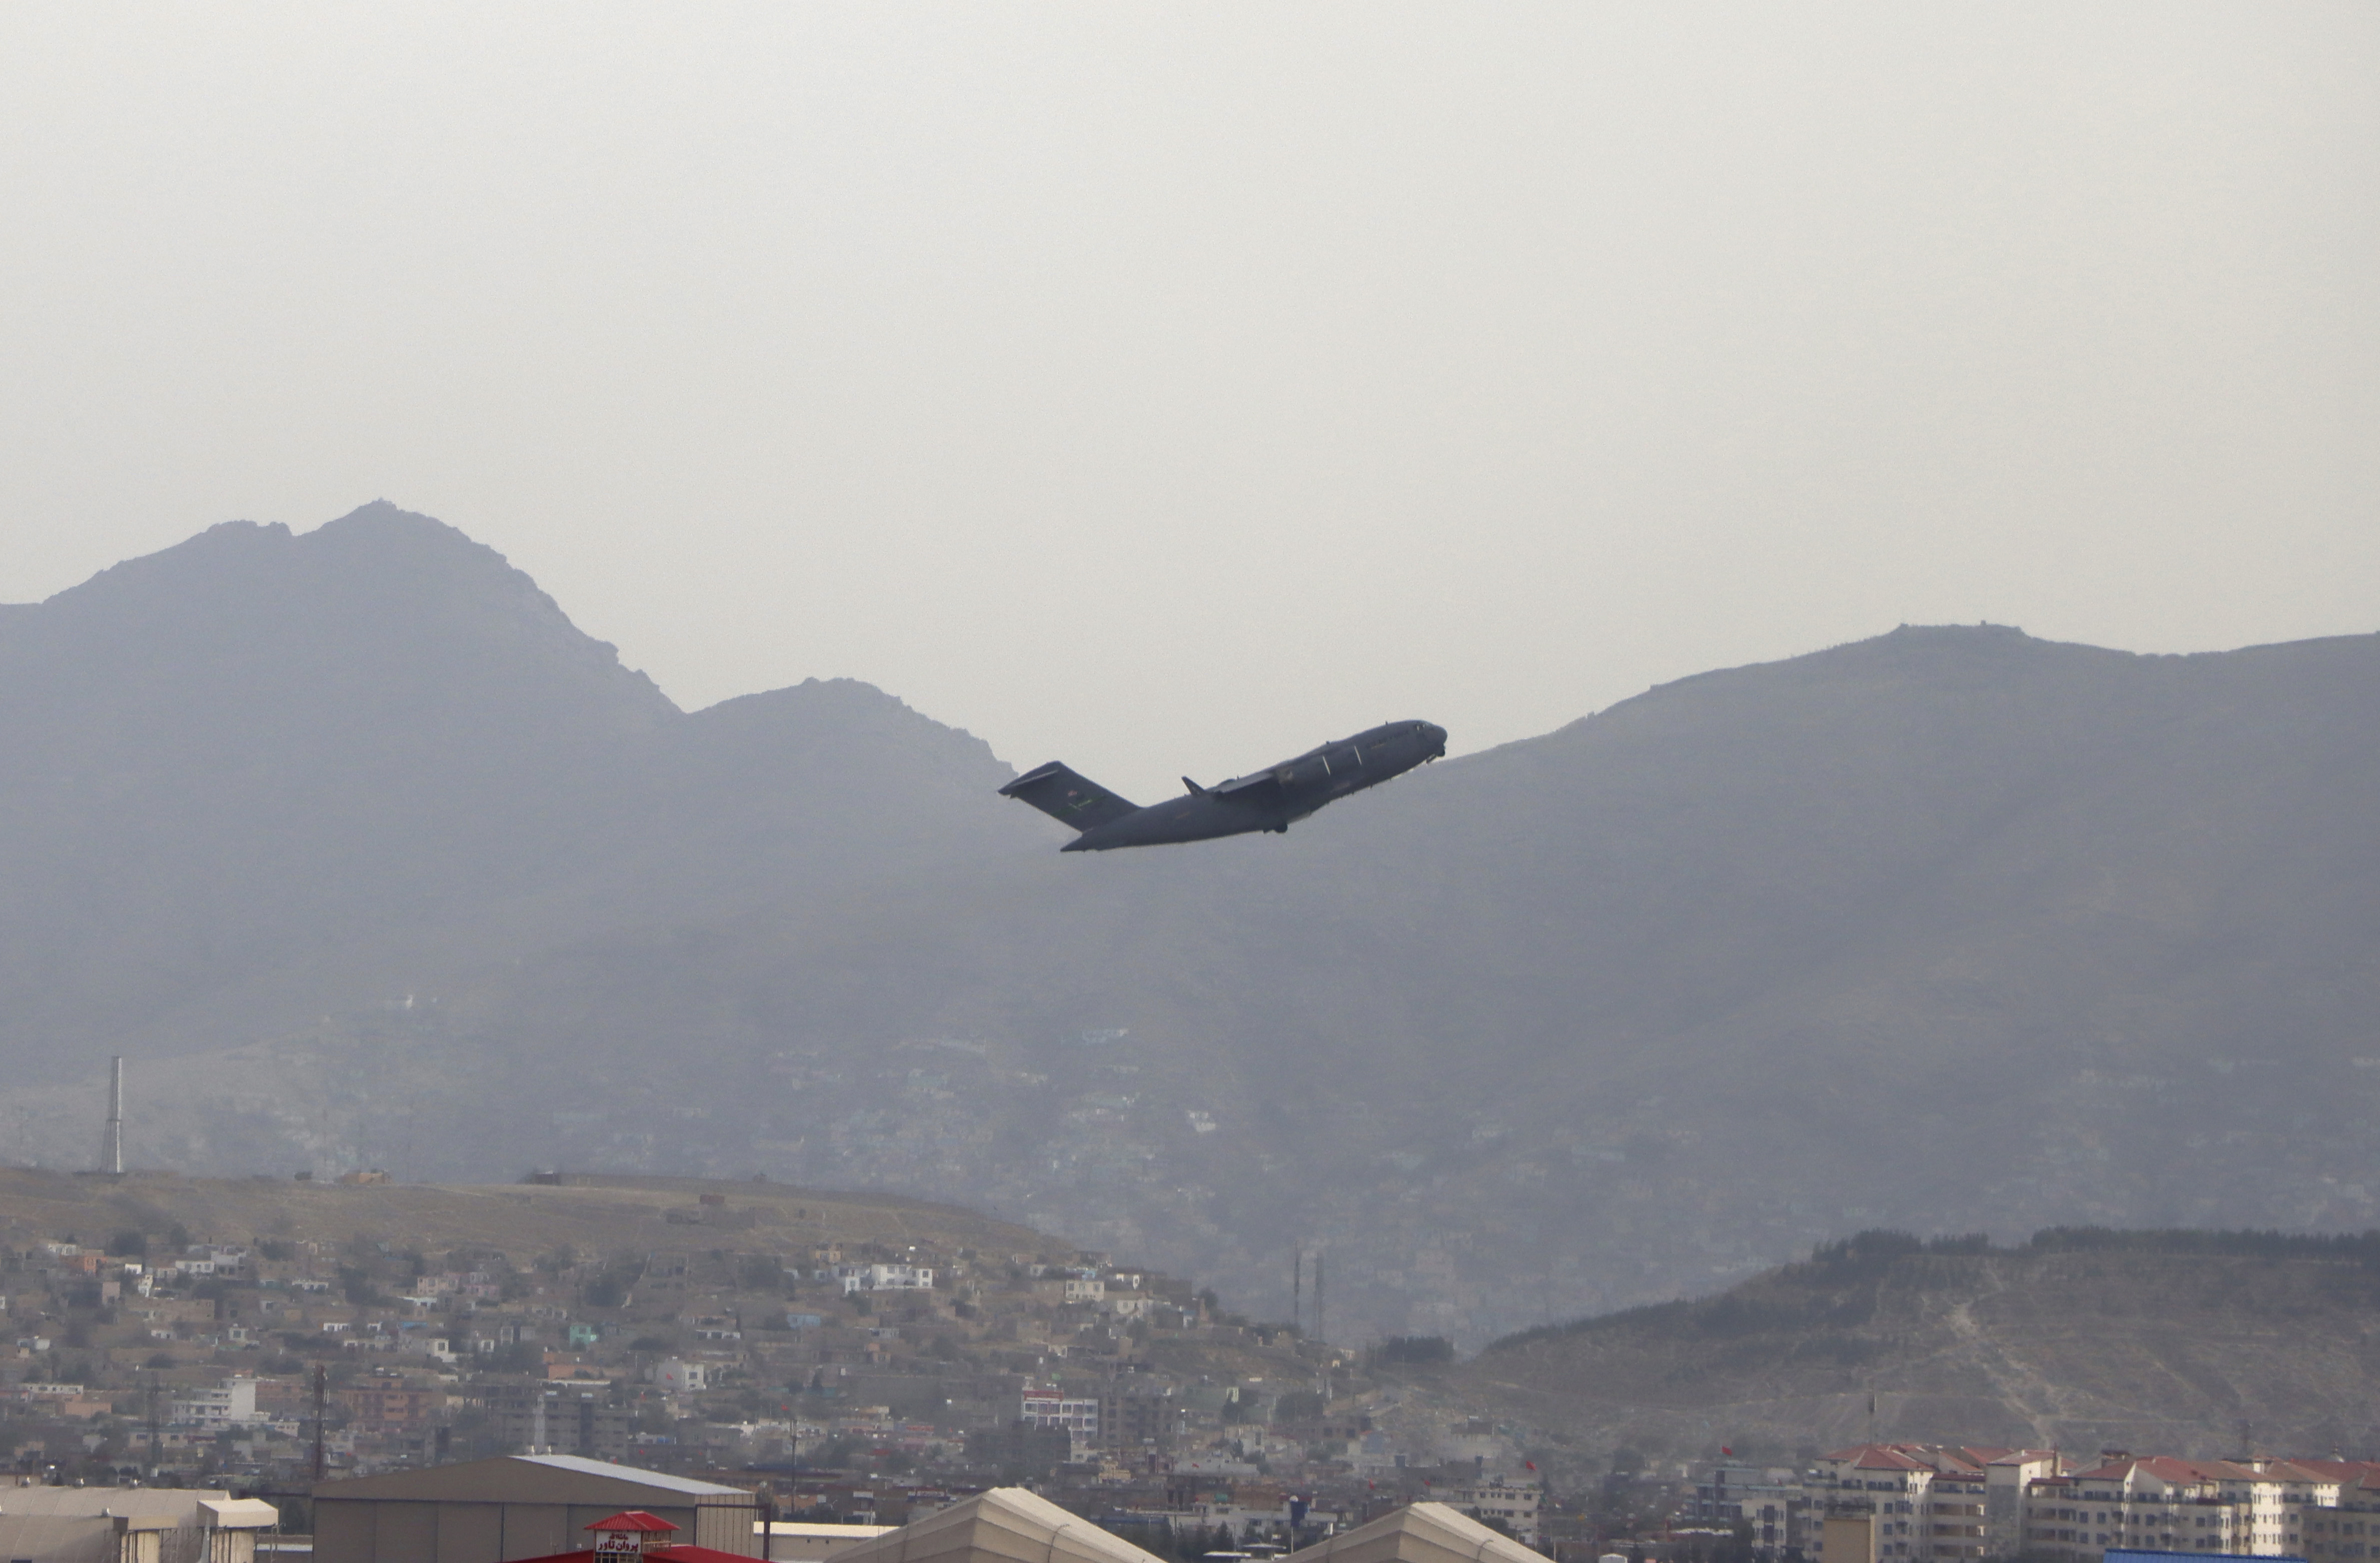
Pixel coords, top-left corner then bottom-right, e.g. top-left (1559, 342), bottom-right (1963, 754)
top-left (1212, 770), bottom-right (1285, 802)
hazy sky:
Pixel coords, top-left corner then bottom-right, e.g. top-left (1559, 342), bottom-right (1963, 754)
top-left (4, 5), bottom-right (2374, 798)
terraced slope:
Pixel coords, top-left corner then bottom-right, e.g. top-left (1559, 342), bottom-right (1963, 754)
top-left (1432, 1232), bottom-right (2380, 1466)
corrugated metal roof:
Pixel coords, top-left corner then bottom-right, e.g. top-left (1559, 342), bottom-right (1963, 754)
top-left (0, 1490), bottom-right (231, 1520)
top-left (590, 1512), bottom-right (681, 1534)
top-left (514, 1456), bottom-right (748, 1496)
top-left (0, 1513), bottom-right (137, 1562)
top-left (316, 1452), bottom-right (756, 1503)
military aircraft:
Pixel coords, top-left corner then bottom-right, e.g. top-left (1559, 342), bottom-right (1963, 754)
top-left (999, 720), bottom-right (1448, 851)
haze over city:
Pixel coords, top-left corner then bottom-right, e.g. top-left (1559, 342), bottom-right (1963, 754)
top-left (5, 6), bottom-right (2380, 1548)
top-left (5, 4), bottom-right (2375, 798)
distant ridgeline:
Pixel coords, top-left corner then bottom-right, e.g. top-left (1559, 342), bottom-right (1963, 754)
top-left (14, 506), bottom-right (2380, 1352)
top-left (1488, 1226), bottom-right (2380, 1352)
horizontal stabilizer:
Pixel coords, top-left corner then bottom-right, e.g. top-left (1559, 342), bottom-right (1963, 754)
top-left (999, 762), bottom-right (1140, 833)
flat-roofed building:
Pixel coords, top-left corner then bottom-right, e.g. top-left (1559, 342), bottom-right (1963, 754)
top-left (0, 1484), bottom-right (278, 1563)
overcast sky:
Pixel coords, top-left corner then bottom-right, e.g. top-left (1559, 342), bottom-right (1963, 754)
top-left (3, 4), bottom-right (2374, 798)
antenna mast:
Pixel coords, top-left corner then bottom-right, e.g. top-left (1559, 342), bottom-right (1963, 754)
top-left (101, 1056), bottom-right (124, 1176)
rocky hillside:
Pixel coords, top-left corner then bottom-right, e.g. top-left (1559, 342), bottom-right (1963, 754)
top-left (8, 506), bottom-right (2380, 1346)
top-left (0, 503), bottom-right (1029, 1070)
top-left (1431, 1230), bottom-right (2380, 1469)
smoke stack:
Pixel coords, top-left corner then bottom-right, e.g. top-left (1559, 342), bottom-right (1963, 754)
top-left (100, 1056), bottom-right (123, 1176)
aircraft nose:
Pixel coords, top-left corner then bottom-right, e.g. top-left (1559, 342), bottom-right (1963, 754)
top-left (1422, 722), bottom-right (1448, 756)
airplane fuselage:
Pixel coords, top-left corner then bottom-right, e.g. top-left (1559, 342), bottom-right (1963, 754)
top-left (1000, 720), bottom-right (1447, 852)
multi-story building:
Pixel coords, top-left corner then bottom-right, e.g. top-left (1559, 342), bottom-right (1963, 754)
top-left (653, 1357), bottom-right (709, 1394)
top-left (170, 1374), bottom-right (264, 1428)
top-left (1453, 1474), bottom-right (1542, 1547)
top-left (1687, 1464), bottom-right (1810, 1558)
top-left (1922, 1462), bottom-right (1990, 1562)
top-left (2216, 1458), bottom-right (2331, 1554)
top-left (488, 1382), bottom-right (633, 1460)
top-left (1098, 1384), bottom-right (1178, 1458)
top-left (1802, 1446), bottom-right (2380, 1563)
top-left (833, 1263), bottom-right (934, 1294)
top-left (1020, 1388), bottom-right (1100, 1458)
top-left (1988, 1451), bottom-right (2066, 1556)
top-left (2022, 1454), bottom-right (2336, 1562)
top-left (339, 1374), bottom-right (444, 1436)
top-left (1814, 1445), bottom-right (2061, 1563)
top-left (2298, 1464), bottom-right (2380, 1563)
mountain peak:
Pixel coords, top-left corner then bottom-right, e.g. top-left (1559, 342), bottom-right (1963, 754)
top-left (0, 503), bottom-right (682, 786)
top-left (311, 498), bottom-right (506, 559)
top-left (0, 505), bottom-right (1034, 1091)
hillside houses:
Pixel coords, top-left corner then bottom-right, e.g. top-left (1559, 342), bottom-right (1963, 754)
top-left (0, 1197), bottom-right (1412, 1518)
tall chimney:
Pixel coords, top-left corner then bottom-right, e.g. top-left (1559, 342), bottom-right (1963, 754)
top-left (101, 1056), bottom-right (124, 1176)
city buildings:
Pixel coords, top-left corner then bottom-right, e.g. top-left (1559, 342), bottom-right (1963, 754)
top-left (1802, 1445), bottom-right (2361, 1563)
top-left (0, 1482), bottom-right (279, 1563)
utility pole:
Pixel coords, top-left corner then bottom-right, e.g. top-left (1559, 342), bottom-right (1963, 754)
top-left (312, 1364), bottom-right (328, 1483)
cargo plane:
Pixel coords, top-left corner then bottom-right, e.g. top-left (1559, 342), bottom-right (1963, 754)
top-left (999, 720), bottom-right (1447, 852)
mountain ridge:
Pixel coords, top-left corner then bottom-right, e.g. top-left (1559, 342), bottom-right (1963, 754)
top-left (5, 506), bottom-right (2378, 1348)
top-left (1427, 1228), bottom-right (2380, 1463)
top-left (0, 502), bottom-right (1033, 1076)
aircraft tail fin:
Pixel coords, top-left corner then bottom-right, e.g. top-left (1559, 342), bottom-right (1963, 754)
top-left (999, 762), bottom-right (1140, 833)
